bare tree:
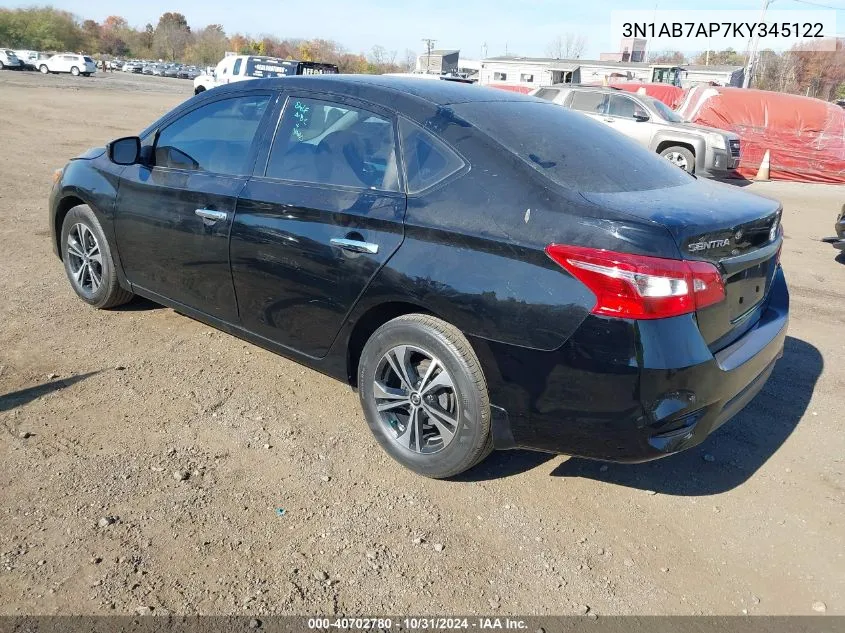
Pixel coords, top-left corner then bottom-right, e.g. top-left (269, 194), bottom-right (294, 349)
top-left (403, 49), bottom-right (416, 72)
top-left (546, 33), bottom-right (586, 59)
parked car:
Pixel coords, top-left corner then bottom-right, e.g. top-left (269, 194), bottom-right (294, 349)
top-left (163, 64), bottom-right (180, 78)
top-left (13, 49), bottom-right (39, 70)
top-left (0, 49), bottom-right (23, 70)
top-left (48, 76), bottom-right (788, 478)
top-left (822, 205), bottom-right (845, 252)
top-left (151, 64), bottom-right (166, 76)
top-left (530, 84), bottom-right (741, 177)
top-left (177, 66), bottom-right (200, 80)
top-left (123, 61), bottom-right (143, 73)
top-left (108, 59), bottom-right (123, 70)
top-left (39, 53), bottom-right (97, 76)
top-left (142, 64), bottom-right (154, 75)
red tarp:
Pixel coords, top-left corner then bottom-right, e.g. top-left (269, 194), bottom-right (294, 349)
top-left (488, 84), bottom-right (532, 95)
top-left (677, 86), bottom-right (845, 184)
top-left (609, 82), bottom-right (686, 109)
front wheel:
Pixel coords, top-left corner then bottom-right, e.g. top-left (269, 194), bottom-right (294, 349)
top-left (660, 145), bottom-right (695, 173)
top-left (60, 205), bottom-right (134, 309)
top-left (39, 65), bottom-right (48, 74)
top-left (358, 314), bottom-right (493, 479)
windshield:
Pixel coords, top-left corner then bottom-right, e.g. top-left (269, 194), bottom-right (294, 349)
top-left (651, 98), bottom-right (684, 123)
top-left (452, 100), bottom-right (690, 193)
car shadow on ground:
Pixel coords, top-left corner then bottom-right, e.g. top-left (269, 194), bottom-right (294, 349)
top-left (550, 336), bottom-right (822, 495)
top-left (715, 174), bottom-right (754, 187)
top-left (112, 296), bottom-right (163, 312)
top-left (0, 371), bottom-right (100, 413)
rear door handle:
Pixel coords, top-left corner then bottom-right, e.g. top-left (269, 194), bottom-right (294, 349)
top-left (330, 238), bottom-right (379, 254)
top-left (195, 208), bottom-right (228, 223)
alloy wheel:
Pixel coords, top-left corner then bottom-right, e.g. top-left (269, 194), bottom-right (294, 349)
top-left (664, 151), bottom-right (689, 171)
top-left (373, 344), bottom-right (460, 454)
top-left (66, 223), bottom-right (103, 295)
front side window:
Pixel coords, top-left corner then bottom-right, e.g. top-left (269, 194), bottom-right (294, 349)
top-left (399, 118), bottom-right (465, 195)
top-left (154, 94), bottom-right (271, 175)
top-left (265, 97), bottom-right (398, 191)
top-left (493, 72), bottom-right (507, 81)
top-left (607, 95), bottom-right (649, 119)
top-left (520, 73), bottom-right (534, 82)
top-left (568, 91), bottom-right (609, 115)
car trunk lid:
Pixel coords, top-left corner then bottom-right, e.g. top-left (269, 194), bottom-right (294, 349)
top-left (580, 180), bottom-right (782, 350)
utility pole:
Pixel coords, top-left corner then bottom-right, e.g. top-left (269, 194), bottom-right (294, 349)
top-left (481, 41), bottom-right (488, 59)
top-left (743, 0), bottom-right (773, 88)
top-left (421, 38), bottom-right (436, 74)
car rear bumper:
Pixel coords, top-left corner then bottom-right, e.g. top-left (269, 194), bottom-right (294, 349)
top-left (478, 267), bottom-right (789, 462)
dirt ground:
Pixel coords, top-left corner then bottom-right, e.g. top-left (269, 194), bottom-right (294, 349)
top-left (0, 69), bottom-right (843, 617)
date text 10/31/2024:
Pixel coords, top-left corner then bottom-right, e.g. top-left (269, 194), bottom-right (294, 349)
top-left (307, 617), bottom-right (532, 630)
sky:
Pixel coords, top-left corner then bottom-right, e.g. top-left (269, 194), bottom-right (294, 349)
top-left (5, 0), bottom-right (844, 59)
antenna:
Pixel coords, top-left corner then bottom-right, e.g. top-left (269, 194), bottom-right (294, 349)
top-left (482, 41), bottom-right (488, 59)
top-left (421, 38), bottom-right (436, 74)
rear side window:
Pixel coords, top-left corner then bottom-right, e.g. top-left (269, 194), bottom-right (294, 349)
top-left (569, 91), bottom-right (608, 114)
top-left (232, 58), bottom-right (242, 75)
top-left (451, 101), bottom-right (689, 193)
top-left (399, 118), bottom-right (465, 195)
top-left (154, 94), bottom-right (271, 175)
top-left (265, 97), bottom-right (399, 191)
top-left (533, 88), bottom-right (560, 101)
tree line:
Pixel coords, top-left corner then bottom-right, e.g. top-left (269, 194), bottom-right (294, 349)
top-left (0, 6), bottom-right (414, 73)
top-left (649, 43), bottom-right (845, 102)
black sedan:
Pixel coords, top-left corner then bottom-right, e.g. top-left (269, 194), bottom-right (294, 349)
top-left (48, 76), bottom-right (788, 478)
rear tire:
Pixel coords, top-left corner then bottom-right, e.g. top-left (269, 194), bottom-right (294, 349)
top-left (70, 66), bottom-right (80, 76)
top-left (660, 145), bottom-right (695, 173)
top-left (60, 205), bottom-right (134, 309)
top-left (358, 314), bottom-right (493, 479)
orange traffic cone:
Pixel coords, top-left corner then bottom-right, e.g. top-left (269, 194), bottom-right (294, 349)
top-left (754, 150), bottom-right (771, 181)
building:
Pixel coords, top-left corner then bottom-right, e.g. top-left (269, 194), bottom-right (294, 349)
top-left (682, 64), bottom-right (744, 88)
top-left (479, 56), bottom-right (684, 90)
top-left (416, 49), bottom-right (459, 75)
top-left (479, 56), bottom-right (743, 91)
top-left (599, 38), bottom-right (647, 63)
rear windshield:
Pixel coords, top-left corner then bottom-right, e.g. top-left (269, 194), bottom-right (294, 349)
top-left (451, 100), bottom-right (690, 193)
top-left (83, 56), bottom-right (93, 63)
top-left (245, 57), bottom-right (297, 78)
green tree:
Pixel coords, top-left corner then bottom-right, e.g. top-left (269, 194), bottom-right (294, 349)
top-left (154, 12), bottom-right (191, 60)
top-left (183, 24), bottom-right (228, 65)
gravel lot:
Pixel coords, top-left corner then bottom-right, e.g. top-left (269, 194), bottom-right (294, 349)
top-left (0, 69), bottom-right (843, 617)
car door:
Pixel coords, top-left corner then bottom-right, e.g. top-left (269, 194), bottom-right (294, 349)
top-left (114, 91), bottom-right (275, 322)
top-left (564, 90), bottom-right (609, 124)
top-left (604, 94), bottom-right (656, 147)
top-left (230, 93), bottom-right (406, 357)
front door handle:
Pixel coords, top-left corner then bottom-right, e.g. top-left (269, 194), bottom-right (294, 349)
top-left (195, 208), bottom-right (228, 223)
top-left (330, 237), bottom-right (379, 255)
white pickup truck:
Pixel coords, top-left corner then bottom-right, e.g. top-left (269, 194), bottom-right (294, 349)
top-left (193, 55), bottom-right (339, 95)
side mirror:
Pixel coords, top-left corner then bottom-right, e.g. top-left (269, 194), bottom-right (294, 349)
top-left (634, 114), bottom-right (650, 122)
top-left (108, 136), bottom-right (141, 165)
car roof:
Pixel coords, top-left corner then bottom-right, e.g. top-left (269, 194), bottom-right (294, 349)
top-left (210, 74), bottom-right (535, 107)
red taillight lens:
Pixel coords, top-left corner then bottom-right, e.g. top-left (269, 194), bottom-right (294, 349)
top-left (545, 244), bottom-right (725, 320)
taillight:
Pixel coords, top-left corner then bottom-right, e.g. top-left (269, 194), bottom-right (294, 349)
top-left (545, 244), bottom-right (725, 320)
